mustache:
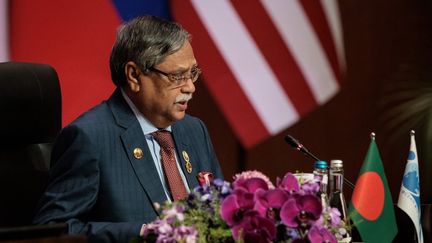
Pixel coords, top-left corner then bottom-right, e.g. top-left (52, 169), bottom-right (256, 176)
top-left (175, 93), bottom-right (192, 103)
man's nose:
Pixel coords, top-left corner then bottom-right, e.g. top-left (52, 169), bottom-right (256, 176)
top-left (180, 78), bottom-right (196, 93)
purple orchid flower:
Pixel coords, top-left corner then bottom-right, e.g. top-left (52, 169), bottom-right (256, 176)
top-left (316, 207), bottom-right (341, 228)
top-left (220, 189), bottom-right (255, 226)
top-left (314, 207), bottom-right (341, 232)
top-left (328, 207), bottom-right (342, 227)
top-left (280, 194), bottom-right (322, 228)
top-left (254, 188), bottom-right (291, 221)
top-left (231, 211), bottom-right (276, 243)
top-left (277, 172), bottom-right (300, 193)
top-left (233, 177), bottom-right (269, 193)
top-left (307, 226), bottom-right (337, 243)
top-left (299, 180), bottom-right (320, 195)
top-left (221, 177), bottom-right (271, 225)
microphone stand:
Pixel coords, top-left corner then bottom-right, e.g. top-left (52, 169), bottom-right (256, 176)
top-left (285, 135), bottom-right (355, 190)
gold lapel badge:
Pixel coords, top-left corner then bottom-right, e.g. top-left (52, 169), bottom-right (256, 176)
top-left (182, 151), bottom-right (193, 173)
top-left (133, 148), bottom-right (143, 159)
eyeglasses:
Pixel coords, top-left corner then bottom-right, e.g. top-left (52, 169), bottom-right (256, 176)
top-left (148, 66), bottom-right (202, 86)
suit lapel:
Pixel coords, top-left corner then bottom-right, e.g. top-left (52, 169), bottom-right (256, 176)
top-left (120, 127), bottom-right (167, 205)
top-left (172, 123), bottom-right (199, 190)
top-left (108, 89), bottom-right (167, 207)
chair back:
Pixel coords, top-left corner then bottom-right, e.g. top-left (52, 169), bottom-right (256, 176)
top-left (422, 204), bottom-right (431, 243)
top-left (0, 62), bottom-right (61, 227)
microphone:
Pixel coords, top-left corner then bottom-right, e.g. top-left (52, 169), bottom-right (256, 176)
top-left (284, 135), bottom-right (355, 190)
top-left (284, 135), bottom-right (320, 161)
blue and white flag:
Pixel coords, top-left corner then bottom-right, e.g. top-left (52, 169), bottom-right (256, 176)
top-left (397, 131), bottom-right (423, 243)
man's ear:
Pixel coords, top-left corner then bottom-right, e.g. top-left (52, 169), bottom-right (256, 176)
top-left (125, 61), bottom-right (141, 92)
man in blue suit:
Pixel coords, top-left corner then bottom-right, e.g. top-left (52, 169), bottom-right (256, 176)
top-left (33, 16), bottom-right (223, 242)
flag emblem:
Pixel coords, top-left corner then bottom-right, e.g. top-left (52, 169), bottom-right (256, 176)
top-left (351, 171), bottom-right (384, 221)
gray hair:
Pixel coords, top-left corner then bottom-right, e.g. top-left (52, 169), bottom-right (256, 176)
top-left (109, 16), bottom-right (190, 86)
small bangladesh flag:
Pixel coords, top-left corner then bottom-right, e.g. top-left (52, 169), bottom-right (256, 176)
top-left (348, 135), bottom-right (398, 243)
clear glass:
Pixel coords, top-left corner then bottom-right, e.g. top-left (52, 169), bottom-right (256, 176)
top-left (329, 162), bottom-right (352, 240)
top-left (329, 168), bottom-right (348, 219)
top-left (314, 168), bottom-right (328, 193)
top-left (313, 166), bottom-right (329, 208)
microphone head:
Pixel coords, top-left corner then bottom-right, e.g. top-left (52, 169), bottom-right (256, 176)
top-left (284, 134), bottom-right (318, 160)
top-left (284, 135), bottom-right (301, 148)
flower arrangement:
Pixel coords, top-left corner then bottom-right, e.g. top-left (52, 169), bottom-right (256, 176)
top-left (138, 170), bottom-right (349, 243)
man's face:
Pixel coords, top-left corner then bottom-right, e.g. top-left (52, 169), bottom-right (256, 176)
top-left (134, 41), bottom-right (197, 128)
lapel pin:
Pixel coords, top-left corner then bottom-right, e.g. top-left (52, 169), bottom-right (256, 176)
top-left (182, 151), bottom-right (193, 173)
top-left (185, 161), bottom-right (193, 174)
top-left (182, 151), bottom-right (190, 162)
top-left (133, 148), bottom-right (143, 159)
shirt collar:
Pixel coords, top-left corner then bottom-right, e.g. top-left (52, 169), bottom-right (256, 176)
top-left (120, 88), bottom-right (172, 135)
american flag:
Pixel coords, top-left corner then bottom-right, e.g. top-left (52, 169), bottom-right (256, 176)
top-left (172, 0), bottom-right (345, 148)
top-left (0, 0), bottom-right (345, 148)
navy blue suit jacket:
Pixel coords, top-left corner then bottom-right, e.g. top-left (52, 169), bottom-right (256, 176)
top-left (33, 89), bottom-right (223, 242)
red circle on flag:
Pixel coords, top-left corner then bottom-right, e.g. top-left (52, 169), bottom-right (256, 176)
top-left (352, 171), bottom-right (384, 220)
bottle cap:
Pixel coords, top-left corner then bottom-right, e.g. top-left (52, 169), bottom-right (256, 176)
top-left (330, 159), bottom-right (343, 168)
top-left (314, 160), bottom-right (328, 169)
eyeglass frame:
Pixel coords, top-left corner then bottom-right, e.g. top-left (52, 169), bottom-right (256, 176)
top-left (147, 66), bottom-right (202, 86)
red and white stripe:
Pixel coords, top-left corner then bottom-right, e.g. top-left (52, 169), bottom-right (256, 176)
top-left (172, 0), bottom-right (345, 148)
top-left (192, 1), bottom-right (299, 135)
top-left (0, 0), bottom-right (8, 62)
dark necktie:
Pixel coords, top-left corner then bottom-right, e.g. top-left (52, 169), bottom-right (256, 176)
top-left (152, 130), bottom-right (188, 201)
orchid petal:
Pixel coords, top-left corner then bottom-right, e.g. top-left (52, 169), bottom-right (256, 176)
top-left (279, 172), bottom-right (300, 192)
top-left (235, 177), bottom-right (269, 193)
top-left (220, 194), bottom-right (240, 226)
top-left (232, 212), bottom-right (276, 242)
top-left (266, 189), bottom-right (290, 208)
top-left (308, 226), bottom-right (337, 243)
top-left (299, 195), bottom-right (322, 219)
top-left (280, 198), bottom-right (300, 227)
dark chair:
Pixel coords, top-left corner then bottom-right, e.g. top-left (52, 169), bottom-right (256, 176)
top-left (393, 203), bottom-right (431, 243)
top-left (393, 205), bottom-right (417, 242)
top-left (422, 204), bottom-right (431, 243)
top-left (0, 62), bottom-right (67, 239)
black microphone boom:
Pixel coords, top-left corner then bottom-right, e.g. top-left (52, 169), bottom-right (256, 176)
top-left (284, 135), bottom-right (355, 190)
top-left (284, 135), bottom-right (320, 161)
